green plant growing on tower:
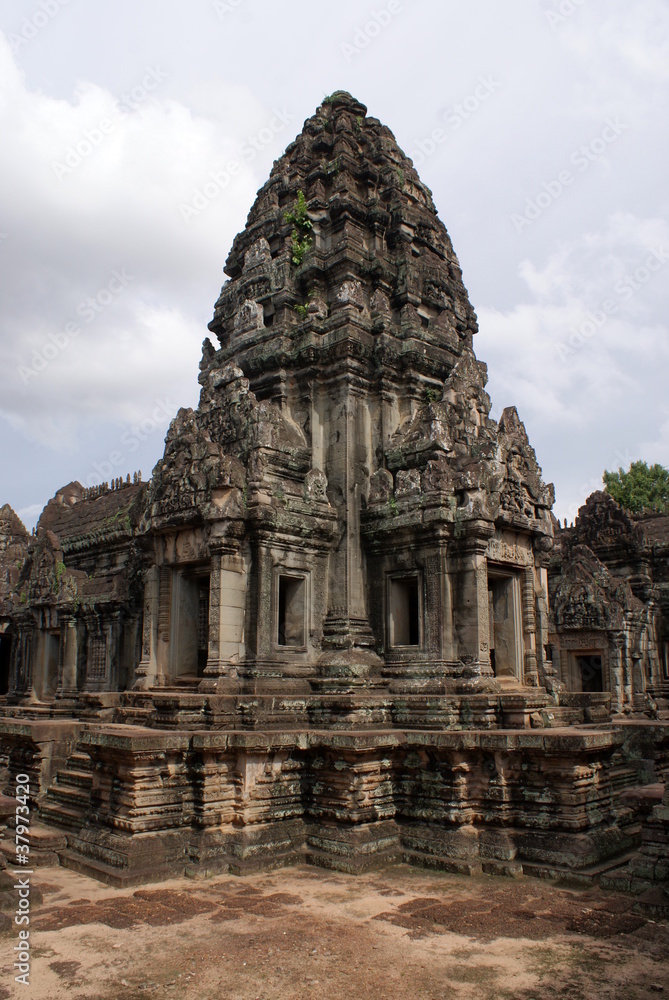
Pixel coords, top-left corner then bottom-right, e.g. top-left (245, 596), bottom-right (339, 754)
top-left (290, 231), bottom-right (312, 266)
top-left (284, 190), bottom-right (311, 229)
top-left (294, 289), bottom-right (316, 320)
top-left (284, 190), bottom-right (313, 267)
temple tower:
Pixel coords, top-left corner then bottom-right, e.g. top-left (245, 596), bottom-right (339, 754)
top-left (138, 91), bottom-right (555, 709)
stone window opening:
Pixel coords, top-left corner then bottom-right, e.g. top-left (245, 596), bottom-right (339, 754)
top-left (388, 575), bottom-right (421, 648)
top-left (277, 575), bottom-right (306, 648)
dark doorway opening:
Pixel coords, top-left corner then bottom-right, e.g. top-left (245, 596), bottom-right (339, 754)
top-left (576, 654), bottom-right (603, 692)
top-left (389, 577), bottom-right (420, 647)
top-left (277, 576), bottom-right (306, 647)
top-left (172, 570), bottom-right (210, 682)
top-left (487, 572), bottom-right (521, 680)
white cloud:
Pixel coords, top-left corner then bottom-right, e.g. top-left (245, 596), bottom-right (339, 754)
top-left (640, 416), bottom-right (669, 470)
top-left (477, 213), bottom-right (669, 519)
top-left (549, 0), bottom-right (669, 124)
top-left (0, 31), bottom-right (291, 451)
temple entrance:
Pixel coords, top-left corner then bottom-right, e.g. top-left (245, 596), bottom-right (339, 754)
top-left (277, 575), bottom-right (306, 647)
top-left (34, 629), bottom-right (60, 700)
top-left (575, 654), bottom-right (603, 692)
top-left (487, 569), bottom-right (523, 681)
top-left (171, 570), bottom-right (210, 682)
top-left (0, 632), bottom-right (11, 695)
top-left (388, 576), bottom-right (420, 647)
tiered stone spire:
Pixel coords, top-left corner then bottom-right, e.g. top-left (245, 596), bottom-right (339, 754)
top-left (196, 91), bottom-right (494, 684)
top-left (209, 90), bottom-right (478, 370)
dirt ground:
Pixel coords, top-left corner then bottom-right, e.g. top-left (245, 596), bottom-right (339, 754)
top-left (0, 861), bottom-right (667, 1000)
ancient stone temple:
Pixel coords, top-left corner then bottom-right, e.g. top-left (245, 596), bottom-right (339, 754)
top-left (0, 93), bottom-right (667, 897)
top-left (549, 492), bottom-right (669, 716)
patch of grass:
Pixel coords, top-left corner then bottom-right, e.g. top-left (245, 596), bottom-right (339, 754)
top-left (447, 964), bottom-right (499, 984)
top-left (530, 944), bottom-right (568, 975)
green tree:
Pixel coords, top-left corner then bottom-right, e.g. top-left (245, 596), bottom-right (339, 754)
top-left (603, 460), bottom-right (669, 514)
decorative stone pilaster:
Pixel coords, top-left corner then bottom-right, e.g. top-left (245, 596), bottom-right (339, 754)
top-left (56, 615), bottom-right (79, 699)
top-left (452, 538), bottom-right (495, 687)
top-left (317, 379), bottom-right (383, 687)
top-left (8, 627), bottom-right (32, 700)
top-left (631, 651), bottom-right (647, 712)
top-left (133, 566), bottom-right (161, 690)
top-left (522, 567), bottom-right (539, 686)
top-left (106, 611), bottom-right (122, 692)
top-left (610, 632), bottom-right (625, 713)
top-left (199, 545), bottom-right (247, 692)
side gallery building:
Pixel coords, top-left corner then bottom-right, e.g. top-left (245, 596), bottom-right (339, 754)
top-left (0, 94), bottom-right (667, 893)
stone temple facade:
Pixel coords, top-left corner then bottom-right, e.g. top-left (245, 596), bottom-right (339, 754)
top-left (0, 93), bottom-right (667, 898)
top-left (549, 492), bottom-right (669, 717)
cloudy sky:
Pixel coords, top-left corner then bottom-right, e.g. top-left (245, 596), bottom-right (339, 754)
top-left (0, 0), bottom-right (667, 528)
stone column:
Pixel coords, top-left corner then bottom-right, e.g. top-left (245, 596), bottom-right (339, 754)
top-left (199, 544), bottom-right (247, 692)
top-left (440, 547), bottom-right (456, 663)
top-left (106, 612), bottom-right (121, 692)
top-left (56, 615), bottom-right (79, 699)
top-left (521, 568), bottom-right (539, 686)
top-left (133, 566), bottom-right (161, 690)
top-left (319, 377), bottom-right (381, 683)
top-left (8, 628), bottom-right (32, 699)
top-left (631, 652), bottom-right (646, 712)
top-left (609, 633), bottom-right (624, 713)
top-left (452, 539), bottom-right (494, 687)
top-left (534, 572), bottom-right (560, 695)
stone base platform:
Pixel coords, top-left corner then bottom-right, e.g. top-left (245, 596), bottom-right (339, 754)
top-left (115, 688), bottom-right (603, 731)
top-left (0, 687), bottom-right (611, 732)
top-left (0, 719), bottom-right (664, 887)
top-left (0, 823), bottom-right (67, 867)
top-left (600, 781), bottom-right (669, 915)
top-left (1, 718), bottom-right (666, 888)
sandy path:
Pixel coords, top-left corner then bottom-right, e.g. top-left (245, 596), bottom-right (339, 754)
top-left (1, 863), bottom-right (667, 999)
